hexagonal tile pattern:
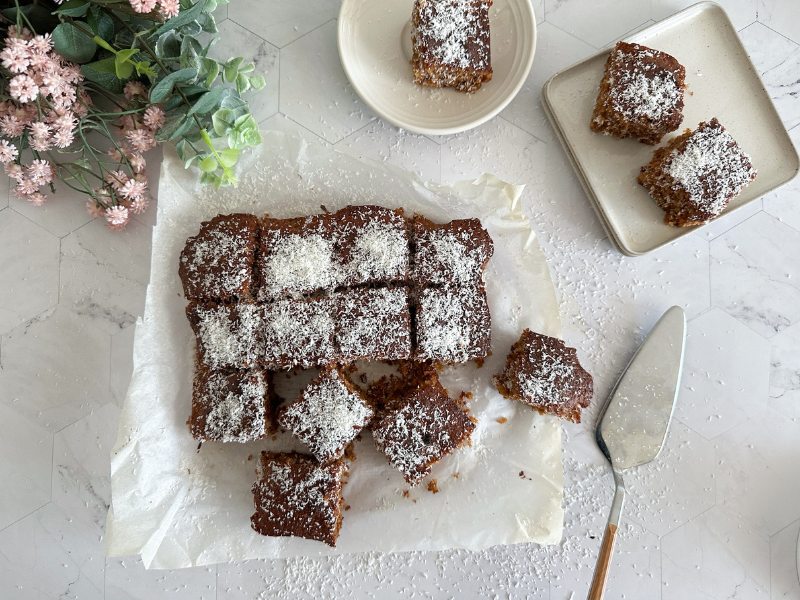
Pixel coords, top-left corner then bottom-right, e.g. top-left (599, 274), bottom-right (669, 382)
top-left (336, 120), bottom-right (442, 183)
top-left (0, 209), bottom-right (59, 336)
top-left (770, 519), bottom-right (800, 599)
top-left (677, 309), bottom-right (771, 439)
top-left (0, 404), bottom-right (52, 531)
top-left (716, 407), bottom-right (800, 535)
top-left (105, 557), bottom-right (216, 600)
top-left (763, 125), bottom-right (800, 232)
top-left (711, 211), bottom-right (800, 338)
top-left (60, 219), bottom-right (152, 335)
top-left (624, 420), bottom-right (716, 537)
top-left (229, 1), bottom-right (339, 48)
top-left (210, 20), bottom-right (279, 124)
top-left (756, 0), bottom-right (800, 50)
top-left (0, 503), bottom-right (104, 600)
top-left (11, 183), bottom-right (95, 238)
top-left (759, 49), bottom-right (800, 131)
top-left (280, 21), bottom-right (375, 143)
top-left (654, 0), bottom-right (757, 31)
top-left (502, 22), bottom-right (596, 144)
top-left (261, 112), bottom-right (331, 146)
top-left (0, 308), bottom-right (111, 432)
top-left (661, 506), bottom-right (770, 600)
top-left (769, 321), bottom-right (800, 419)
top-left (739, 21), bottom-right (799, 73)
top-left (545, 0), bottom-right (650, 48)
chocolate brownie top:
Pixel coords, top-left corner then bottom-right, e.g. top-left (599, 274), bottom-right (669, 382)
top-left (413, 0), bottom-right (491, 70)
top-left (411, 216), bottom-right (493, 286)
top-left (334, 287), bottom-right (412, 361)
top-left (191, 369), bottom-right (270, 443)
top-left (186, 301), bottom-right (263, 370)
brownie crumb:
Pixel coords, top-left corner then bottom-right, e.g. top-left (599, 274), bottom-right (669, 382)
top-left (427, 479), bottom-right (440, 494)
top-left (496, 416), bottom-right (508, 424)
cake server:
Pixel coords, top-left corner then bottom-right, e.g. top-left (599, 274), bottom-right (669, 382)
top-left (588, 306), bottom-right (687, 600)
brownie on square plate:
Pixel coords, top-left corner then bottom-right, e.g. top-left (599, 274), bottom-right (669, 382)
top-left (494, 329), bottom-right (593, 423)
top-left (372, 368), bottom-right (475, 485)
top-left (259, 214), bottom-right (343, 300)
top-left (410, 215), bottom-right (493, 287)
top-left (189, 368), bottom-right (272, 443)
top-left (179, 213), bottom-right (260, 302)
top-left (638, 118), bottom-right (757, 227)
top-left (412, 0), bottom-right (493, 93)
top-left (278, 366), bottom-right (374, 463)
top-left (590, 41), bottom-right (686, 145)
top-left (186, 301), bottom-right (263, 370)
top-left (332, 205), bottom-right (410, 287)
top-left (262, 296), bottom-right (337, 370)
top-left (251, 451), bottom-right (348, 546)
top-left (334, 287), bottom-right (412, 363)
top-left (414, 285), bottom-right (491, 364)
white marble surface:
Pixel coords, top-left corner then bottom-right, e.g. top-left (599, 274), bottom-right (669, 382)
top-left (1, 1), bottom-right (799, 598)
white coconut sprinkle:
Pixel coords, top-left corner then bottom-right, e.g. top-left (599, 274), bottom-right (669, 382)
top-left (414, 0), bottom-right (489, 69)
top-left (416, 286), bottom-right (490, 363)
top-left (193, 303), bottom-right (263, 369)
top-left (202, 372), bottom-right (268, 443)
top-left (261, 232), bottom-right (343, 299)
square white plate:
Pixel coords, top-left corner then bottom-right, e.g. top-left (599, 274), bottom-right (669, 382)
top-left (543, 1), bottom-right (799, 256)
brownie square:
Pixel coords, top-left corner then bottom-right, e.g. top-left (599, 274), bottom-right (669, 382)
top-left (251, 451), bottom-right (348, 547)
top-left (262, 296), bottom-right (337, 370)
top-left (190, 368), bottom-right (272, 443)
top-left (638, 118), bottom-right (757, 227)
top-left (278, 366), bottom-right (374, 463)
top-left (186, 301), bottom-right (263, 370)
top-left (258, 214), bottom-right (343, 300)
top-left (410, 215), bottom-right (493, 287)
top-left (331, 205), bottom-right (410, 287)
top-left (414, 285), bottom-right (491, 364)
top-left (590, 42), bottom-right (686, 145)
top-left (412, 0), bottom-right (493, 93)
top-left (493, 329), bottom-right (593, 423)
top-left (334, 287), bottom-right (412, 363)
top-left (179, 213), bottom-right (260, 302)
top-left (372, 371), bottom-right (475, 485)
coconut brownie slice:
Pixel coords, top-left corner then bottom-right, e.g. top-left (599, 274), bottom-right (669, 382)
top-left (334, 287), bottom-right (412, 363)
top-left (262, 296), bottom-right (337, 370)
top-left (186, 301), bottom-right (263, 370)
top-left (494, 329), bottom-right (593, 423)
top-left (332, 205), bottom-right (410, 287)
top-left (412, 0), bottom-right (493, 93)
top-left (590, 42), bottom-right (686, 145)
top-left (278, 366), bottom-right (374, 463)
top-left (372, 370), bottom-right (476, 485)
top-left (414, 285), bottom-right (491, 364)
top-left (258, 214), bottom-right (343, 300)
top-left (251, 451), bottom-right (348, 547)
top-left (638, 118), bottom-right (757, 227)
top-left (179, 213), bottom-right (260, 302)
top-left (410, 215), bottom-right (494, 287)
top-left (190, 368), bottom-right (272, 443)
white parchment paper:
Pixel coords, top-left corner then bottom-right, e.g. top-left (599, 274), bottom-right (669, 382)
top-left (106, 131), bottom-right (564, 569)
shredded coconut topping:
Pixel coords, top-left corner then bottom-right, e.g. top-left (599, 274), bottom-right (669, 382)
top-left (416, 287), bottom-right (490, 363)
top-left (665, 120), bottom-right (756, 217)
top-left (202, 371), bottom-right (268, 443)
top-left (193, 303), bottom-right (263, 369)
top-left (518, 345), bottom-right (577, 407)
top-left (263, 298), bottom-right (335, 369)
top-left (612, 71), bottom-right (680, 121)
top-left (280, 369), bottom-right (374, 463)
top-left (349, 221), bottom-right (408, 282)
top-left (261, 232), bottom-right (342, 298)
top-left (414, 0), bottom-right (489, 69)
top-left (336, 288), bottom-right (411, 361)
top-left (413, 220), bottom-right (492, 285)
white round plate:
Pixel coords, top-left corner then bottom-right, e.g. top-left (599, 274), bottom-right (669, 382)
top-left (338, 0), bottom-right (536, 136)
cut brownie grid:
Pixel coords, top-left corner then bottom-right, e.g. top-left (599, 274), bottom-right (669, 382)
top-left (186, 301), bottom-right (263, 370)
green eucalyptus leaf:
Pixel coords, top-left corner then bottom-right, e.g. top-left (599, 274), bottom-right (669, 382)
top-left (54, 0), bottom-right (90, 17)
top-left (198, 12), bottom-right (217, 33)
top-left (188, 87), bottom-right (230, 116)
top-left (175, 138), bottom-right (189, 160)
top-left (199, 155), bottom-right (218, 173)
top-left (135, 61), bottom-right (157, 81)
top-left (114, 48), bottom-right (138, 79)
top-left (202, 58), bottom-right (220, 87)
top-left (169, 117), bottom-right (196, 141)
top-left (87, 8), bottom-right (115, 40)
top-left (218, 148), bottom-right (240, 169)
top-left (81, 58), bottom-right (123, 93)
top-left (235, 73), bottom-right (250, 94)
top-left (149, 67), bottom-right (198, 103)
top-left (238, 63), bottom-right (255, 75)
top-left (152, 0), bottom-right (210, 37)
top-left (52, 22), bottom-right (97, 64)
top-left (211, 107), bottom-right (234, 136)
top-left (223, 57), bottom-right (243, 83)
top-left (155, 30), bottom-right (181, 60)
top-left (249, 74), bottom-right (266, 90)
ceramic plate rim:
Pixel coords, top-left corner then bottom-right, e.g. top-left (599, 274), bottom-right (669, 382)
top-left (337, 0), bottom-right (537, 136)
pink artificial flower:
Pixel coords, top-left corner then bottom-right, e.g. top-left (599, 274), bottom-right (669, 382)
top-left (125, 128), bottom-right (156, 152)
top-left (124, 81), bottom-right (147, 100)
top-left (7, 26), bottom-right (33, 41)
top-left (29, 121), bottom-right (52, 151)
top-left (9, 74), bottom-right (39, 103)
top-left (29, 121), bottom-right (50, 138)
top-left (15, 177), bottom-right (39, 197)
top-left (143, 105), bottom-right (165, 131)
top-left (0, 115), bottom-right (25, 137)
top-left (4, 162), bottom-right (23, 180)
top-left (28, 34), bottom-right (53, 55)
top-left (159, 0), bottom-right (180, 18)
top-left (26, 159), bottom-right (54, 185)
top-left (74, 90), bottom-right (92, 117)
top-left (0, 44), bottom-right (30, 73)
top-left (120, 177), bottom-right (147, 201)
top-left (107, 148), bottom-right (123, 161)
top-left (104, 169), bottom-right (128, 190)
top-left (129, 195), bottom-right (149, 215)
top-left (0, 139), bottom-right (18, 163)
top-left (50, 86), bottom-right (77, 111)
top-left (129, 0), bottom-right (158, 13)
top-left (128, 154), bottom-right (146, 173)
top-left (52, 127), bottom-right (74, 148)
top-left (105, 205), bottom-right (130, 228)
top-left (27, 192), bottom-right (47, 206)
top-left (85, 199), bottom-right (107, 219)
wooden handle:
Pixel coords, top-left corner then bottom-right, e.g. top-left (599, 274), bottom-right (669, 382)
top-left (587, 522), bottom-right (618, 600)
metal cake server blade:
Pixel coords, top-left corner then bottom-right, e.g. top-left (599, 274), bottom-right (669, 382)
top-left (588, 306), bottom-right (687, 600)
